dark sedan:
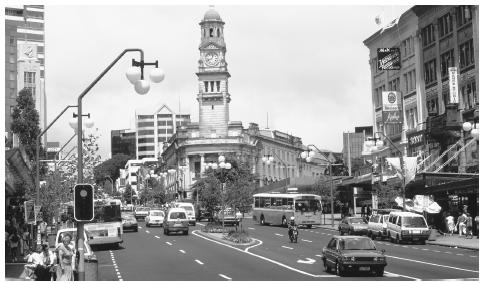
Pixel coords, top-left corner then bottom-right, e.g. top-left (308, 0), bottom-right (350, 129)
top-left (338, 216), bottom-right (368, 235)
top-left (122, 213), bottom-right (138, 232)
top-left (322, 236), bottom-right (386, 276)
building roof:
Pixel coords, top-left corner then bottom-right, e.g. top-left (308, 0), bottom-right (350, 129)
top-left (203, 6), bottom-right (222, 21)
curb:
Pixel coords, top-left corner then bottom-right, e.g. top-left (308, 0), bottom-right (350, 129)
top-left (426, 241), bottom-right (479, 251)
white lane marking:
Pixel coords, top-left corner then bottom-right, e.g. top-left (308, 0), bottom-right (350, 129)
top-left (155, 236), bottom-right (160, 239)
top-left (412, 247), bottom-right (419, 249)
top-left (301, 239), bottom-right (312, 243)
top-left (434, 250), bottom-right (441, 252)
top-left (138, 226), bottom-right (142, 229)
top-left (219, 274), bottom-right (232, 280)
top-left (281, 246), bottom-right (293, 250)
top-left (470, 255), bottom-right (477, 258)
top-left (445, 251), bottom-right (452, 254)
top-left (297, 258), bottom-right (315, 264)
top-left (456, 253), bottom-right (464, 256)
top-left (109, 250), bottom-right (123, 281)
top-left (197, 223), bottom-right (206, 226)
top-left (385, 255), bottom-right (479, 273)
top-left (248, 227), bottom-right (255, 230)
top-left (179, 250), bottom-right (186, 254)
top-left (166, 242), bottom-right (172, 246)
top-left (315, 254), bottom-right (322, 257)
top-left (244, 239), bottom-right (263, 252)
top-left (275, 233), bottom-right (284, 237)
top-left (192, 230), bottom-right (336, 278)
top-left (195, 259), bottom-right (204, 265)
top-left (146, 230), bottom-right (150, 234)
top-left (421, 248), bottom-right (428, 251)
top-left (402, 246), bottom-right (408, 248)
top-left (384, 271), bottom-right (420, 280)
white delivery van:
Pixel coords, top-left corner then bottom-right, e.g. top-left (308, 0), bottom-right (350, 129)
top-left (175, 202), bottom-right (196, 226)
top-left (386, 211), bottom-right (430, 244)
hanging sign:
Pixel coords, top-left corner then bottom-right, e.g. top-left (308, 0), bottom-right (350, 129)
top-left (377, 48), bottom-right (401, 70)
top-left (382, 91), bottom-right (403, 124)
top-left (448, 67), bottom-right (459, 104)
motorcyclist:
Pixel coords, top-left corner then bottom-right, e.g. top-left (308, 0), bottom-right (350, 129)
top-left (288, 216), bottom-right (296, 238)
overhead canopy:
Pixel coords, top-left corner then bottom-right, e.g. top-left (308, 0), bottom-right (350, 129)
top-left (395, 195), bottom-right (441, 214)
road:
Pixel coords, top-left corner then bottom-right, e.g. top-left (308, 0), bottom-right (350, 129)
top-left (92, 219), bottom-right (479, 281)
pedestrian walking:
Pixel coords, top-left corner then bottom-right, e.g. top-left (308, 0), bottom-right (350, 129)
top-left (456, 212), bottom-right (467, 237)
top-left (465, 214), bottom-right (473, 239)
top-left (39, 219), bottom-right (48, 244)
top-left (57, 234), bottom-right (75, 281)
top-left (445, 214), bottom-right (455, 236)
top-left (361, 205), bottom-right (366, 218)
top-left (8, 228), bottom-right (21, 262)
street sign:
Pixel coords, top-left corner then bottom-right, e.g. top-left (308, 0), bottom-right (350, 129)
top-left (24, 200), bottom-right (35, 224)
top-left (448, 67), bottom-right (459, 103)
top-left (34, 205), bottom-right (42, 222)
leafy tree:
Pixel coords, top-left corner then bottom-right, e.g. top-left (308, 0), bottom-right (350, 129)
top-left (60, 130), bottom-right (102, 184)
top-left (192, 156), bottom-right (256, 214)
top-left (122, 184), bottom-right (137, 204)
top-left (10, 88), bottom-right (43, 162)
top-left (39, 172), bottom-right (72, 223)
top-left (374, 183), bottom-right (399, 209)
top-left (94, 154), bottom-right (131, 185)
top-left (313, 175), bottom-right (341, 213)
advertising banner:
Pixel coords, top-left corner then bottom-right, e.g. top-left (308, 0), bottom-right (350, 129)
top-left (377, 48), bottom-right (401, 70)
top-left (24, 200), bottom-right (35, 224)
top-left (382, 91), bottom-right (403, 124)
top-left (448, 67), bottom-right (459, 104)
top-left (407, 130), bottom-right (426, 149)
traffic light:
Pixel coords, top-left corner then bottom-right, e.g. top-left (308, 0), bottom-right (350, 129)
top-left (74, 184), bottom-right (94, 221)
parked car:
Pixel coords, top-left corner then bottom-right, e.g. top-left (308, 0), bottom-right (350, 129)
top-left (322, 235), bottom-right (386, 276)
top-left (214, 208), bottom-right (240, 226)
top-left (367, 214), bottom-right (390, 240)
top-left (386, 211), bottom-right (430, 244)
top-left (196, 207), bottom-right (213, 222)
top-left (175, 202), bottom-right (196, 225)
top-left (338, 216), bottom-right (368, 235)
top-left (163, 208), bottom-right (189, 235)
top-left (134, 207), bottom-right (150, 220)
top-left (122, 213), bottom-right (138, 232)
top-left (145, 210), bottom-right (165, 227)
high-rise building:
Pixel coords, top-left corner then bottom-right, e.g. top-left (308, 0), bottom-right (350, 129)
top-left (5, 5), bottom-right (46, 147)
top-left (135, 104), bottom-right (190, 159)
top-left (343, 127), bottom-right (373, 176)
top-left (111, 129), bottom-right (136, 159)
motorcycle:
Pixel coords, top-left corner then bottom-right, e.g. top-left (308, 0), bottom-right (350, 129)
top-left (289, 226), bottom-right (298, 243)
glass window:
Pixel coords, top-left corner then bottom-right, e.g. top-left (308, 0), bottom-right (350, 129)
top-left (422, 24), bottom-right (435, 47)
top-left (440, 49), bottom-right (455, 78)
top-left (456, 6), bottom-right (472, 27)
top-left (254, 197), bottom-right (260, 208)
top-left (438, 13), bottom-right (453, 37)
top-left (169, 212), bottom-right (186, 219)
top-left (402, 217), bottom-right (427, 228)
top-left (424, 59), bottom-right (437, 84)
top-left (459, 39), bottom-right (474, 69)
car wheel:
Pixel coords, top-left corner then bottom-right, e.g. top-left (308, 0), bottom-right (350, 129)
top-left (395, 235), bottom-right (400, 244)
top-left (335, 261), bottom-right (344, 276)
top-left (183, 230), bottom-right (189, 235)
top-left (375, 267), bottom-right (384, 277)
top-left (307, 225), bottom-right (312, 229)
top-left (282, 217), bottom-right (287, 227)
top-left (323, 259), bottom-right (331, 273)
top-left (134, 227), bottom-right (138, 232)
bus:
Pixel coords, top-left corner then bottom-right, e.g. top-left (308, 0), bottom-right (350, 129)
top-left (84, 199), bottom-right (123, 247)
top-left (252, 192), bottom-right (323, 228)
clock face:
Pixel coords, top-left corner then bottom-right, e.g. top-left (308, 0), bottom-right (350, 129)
top-left (204, 52), bottom-right (219, 66)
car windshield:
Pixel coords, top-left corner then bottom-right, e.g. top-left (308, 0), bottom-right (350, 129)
top-left (402, 216), bottom-right (427, 228)
top-left (340, 238), bottom-right (376, 250)
top-left (349, 218), bottom-right (365, 224)
top-left (170, 212), bottom-right (187, 219)
top-left (137, 208), bottom-right (149, 212)
top-left (151, 211), bottom-right (164, 216)
top-left (122, 214), bottom-right (135, 220)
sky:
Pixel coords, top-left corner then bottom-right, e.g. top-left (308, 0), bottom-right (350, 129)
top-left (38, 3), bottom-right (412, 160)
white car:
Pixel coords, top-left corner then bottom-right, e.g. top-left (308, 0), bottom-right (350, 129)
top-left (145, 210), bottom-right (165, 227)
top-left (175, 202), bottom-right (196, 226)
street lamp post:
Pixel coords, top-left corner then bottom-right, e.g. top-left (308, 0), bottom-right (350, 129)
top-left (366, 132), bottom-right (407, 211)
top-left (36, 105), bottom-right (77, 205)
top-left (300, 144), bottom-right (340, 227)
top-left (73, 49), bottom-right (164, 281)
top-left (205, 155), bottom-right (232, 232)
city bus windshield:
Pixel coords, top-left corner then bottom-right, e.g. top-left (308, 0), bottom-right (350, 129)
top-left (93, 204), bottom-right (122, 223)
top-left (295, 199), bottom-right (321, 212)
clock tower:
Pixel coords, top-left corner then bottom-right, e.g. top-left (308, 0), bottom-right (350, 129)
top-left (197, 6), bottom-right (231, 138)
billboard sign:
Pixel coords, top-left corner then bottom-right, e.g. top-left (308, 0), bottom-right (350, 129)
top-left (24, 200), bottom-right (35, 224)
top-left (377, 48), bottom-right (401, 70)
top-left (448, 67), bottom-right (459, 104)
top-left (382, 91), bottom-right (403, 124)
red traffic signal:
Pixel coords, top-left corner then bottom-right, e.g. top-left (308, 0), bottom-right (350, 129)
top-left (74, 184), bottom-right (94, 221)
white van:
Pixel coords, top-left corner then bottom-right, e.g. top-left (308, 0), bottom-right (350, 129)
top-left (386, 211), bottom-right (430, 244)
top-left (175, 202), bottom-right (196, 226)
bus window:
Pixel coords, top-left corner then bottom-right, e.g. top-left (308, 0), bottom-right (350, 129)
top-left (282, 198), bottom-right (288, 206)
top-left (271, 198), bottom-right (277, 207)
top-left (295, 199), bottom-right (321, 212)
top-left (254, 197), bottom-right (260, 208)
top-left (262, 197), bottom-right (270, 208)
top-left (276, 198), bottom-right (282, 207)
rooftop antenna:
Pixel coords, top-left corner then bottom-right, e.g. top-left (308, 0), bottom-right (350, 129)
top-left (266, 112), bottom-right (269, 129)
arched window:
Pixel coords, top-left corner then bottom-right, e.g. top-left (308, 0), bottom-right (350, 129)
top-left (217, 29), bottom-right (221, 37)
top-left (209, 28), bottom-right (214, 37)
